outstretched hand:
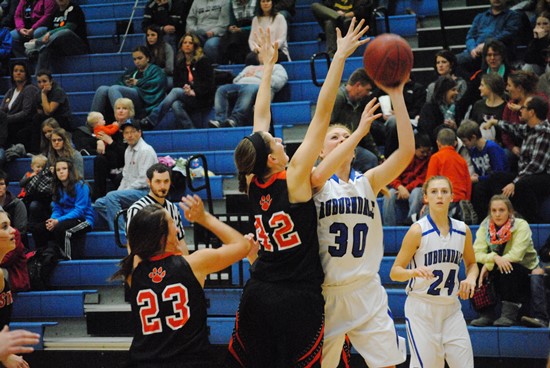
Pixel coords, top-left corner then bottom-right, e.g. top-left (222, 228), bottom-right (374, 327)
top-left (180, 195), bottom-right (206, 224)
top-left (334, 18), bottom-right (370, 59)
top-left (255, 27), bottom-right (279, 66)
top-left (356, 97), bottom-right (382, 136)
top-left (0, 326), bottom-right (39, 361)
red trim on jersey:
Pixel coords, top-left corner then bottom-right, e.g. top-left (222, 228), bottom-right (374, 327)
top-left (149, 252), bottom-right (182, 261)
top-left (252, 170), bottom-right (287, 188)
top-left (228, 312), bottom-right (246, 367)
top-left (297, 324), bottom-right (324, 367)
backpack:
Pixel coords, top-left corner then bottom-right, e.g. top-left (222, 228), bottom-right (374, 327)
top-left (26, 246), bottom-right (61, 290)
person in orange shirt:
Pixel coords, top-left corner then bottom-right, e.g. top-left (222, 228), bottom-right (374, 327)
top-left (87, 112), bottom-right (120, 138)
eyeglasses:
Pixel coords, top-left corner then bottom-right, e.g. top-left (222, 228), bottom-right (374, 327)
top-left (51, 138), bottom-right (63, 143)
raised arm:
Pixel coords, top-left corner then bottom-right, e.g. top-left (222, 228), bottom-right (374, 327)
top-left (180, 195), bottom-right (253, 286)
top-left (288, 19), bottom-right (369, 202)
top-left (311, 98), bottom-right (381, 190)
top-left (366, 81), bottom-right (415, 195)
top-left (253, 27), bottom-right (279, 133)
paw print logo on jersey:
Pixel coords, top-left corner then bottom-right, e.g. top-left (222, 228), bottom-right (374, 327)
top-left (148, 267), bottom-right (166, 284)
top-left (259, 194), bottom-right (272, 211)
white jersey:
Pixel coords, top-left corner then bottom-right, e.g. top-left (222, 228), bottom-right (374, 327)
top-left (407, 215), bottom-right (466, 305)
top-left (314, 171), bottom-right (383, 286)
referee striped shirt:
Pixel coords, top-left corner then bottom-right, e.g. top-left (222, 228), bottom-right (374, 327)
top-left (126, 195), bottom-right (185, 240)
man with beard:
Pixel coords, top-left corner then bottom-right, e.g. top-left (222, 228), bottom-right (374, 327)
top-left (126, 163), bottom-right (188, 255)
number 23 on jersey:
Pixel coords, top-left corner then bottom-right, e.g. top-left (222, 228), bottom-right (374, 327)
top-left (137, 283), bottom-right (190, 335)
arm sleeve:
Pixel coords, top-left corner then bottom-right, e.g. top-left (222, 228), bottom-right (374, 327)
top-left (270, 64), bottom-right (288, 93)
top-left (128, 148), bottom-right (158, 190)
top-left (0, 30), bottom-right (12, 59)
top-left (54, 184), bottom-right (90, 222)
top-left (465, 13), bottom-right (482, 52)
top-left (473, 221), bottom-right (497, 271)
top-left (31, 0), bottom-right (57, 30)
top-left (5, 86), bottom-right (39, 126)
top-left (14, 2), bottom-right (24, 30)
top-left (502, 220), bottom-right (534, 263)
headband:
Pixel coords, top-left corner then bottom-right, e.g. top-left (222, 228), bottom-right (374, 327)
top-left (244, 132), bottom-right (269, 176)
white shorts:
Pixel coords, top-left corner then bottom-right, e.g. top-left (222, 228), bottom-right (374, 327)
top-left (322, 276), bottom-right (406, 368)
top-left (405, 295), bottom-right (474, 368)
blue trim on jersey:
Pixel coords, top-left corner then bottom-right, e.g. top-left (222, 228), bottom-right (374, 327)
top-left (405, 317), bottom-right (424, 368)
top-left (328, 169), bottom-right (361, 184)
top-left (424, 215), bottom-right (457, 237)
top-left (451, 228), bottom-right (466, 236)
top-left (387, 308), bottom-right (400, 348)
top-left (407, 258), bottom-right (417, 290)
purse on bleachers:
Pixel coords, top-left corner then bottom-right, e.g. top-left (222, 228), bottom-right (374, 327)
top-left (471, 278), bottom-right (497, 312)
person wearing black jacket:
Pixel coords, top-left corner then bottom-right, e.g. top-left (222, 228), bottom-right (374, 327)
top-left (142, 0), bottom-right (193, 51)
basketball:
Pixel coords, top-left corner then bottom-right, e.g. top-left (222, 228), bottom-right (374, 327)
top-left (363, 33), bottom-right (413, 87)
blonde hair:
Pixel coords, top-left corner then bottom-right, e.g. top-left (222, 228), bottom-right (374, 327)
top-left (114, 98), bottom-right (135, 119)
top-left (422, 175), bottom-right (453, 195)
top-left (86, 111), bottom-right (103, 128)
top-left (31, 154), bottom-right (47, 167)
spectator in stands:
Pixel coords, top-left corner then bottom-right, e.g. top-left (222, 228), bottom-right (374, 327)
top-left (0, 169), bottom-right (27, 251)
top-left (10, 0), bottom-right (55, 58)
top-left (126, 163), bottom-right (188, 255)
top-left (456, 39), bottom-right (513, 123)
top-left (141, 33), bottom-right (215, 130)
top-left (481, 96), bottom-right (550, 223)
top-left (31, 157), bottom-right (93, 259)
top-left (273, 0), bottom-right (295, 22)
top-left (457, 120), bottom-right (509, 222)
top-left (426, 50), bottom-right (467, 103)
top-left (47, 128), bottom-right (83, 177)
top-left (90, 98), bottom-right (130, 200)
top-left (418, 76), bottom-right (460, 151)
top-left (0, 208), bottom-right (39, 367)
top-left (144, 25), bottom-right (174, 78)
top-left (218, 0), bottom-right (256, 65)
top-left (456, 0), bottom-right (522, 73)
top-left (246, 0), bottom-right (290, 64)
top-left (381, 76), bottom-right (427, 157)
top-left (18, 153), bottom-right (47, 200)
top-left (523, 11), bottom-right (550, 75)
top-left (209, 54), bottom-right (288, 128)
top-left (311, 0), bottom-right (372, 58)
top-left (469, 73), bottom-right (507, 142)
top-left (383, 132), bottom-right (431, 226)
top-left (472, 194), bottom-right (547, 327)
top-left (73, 112), bottom-right (116, 156)
top-left (87, 112), bottom-right (119, 139)
top-left (0, 27), bottom-right (11, 75)
top-left (37, 116), bottom-right (58, 155)
top-left (0, 61), bottom-right (39, 153)
top-left (0, 0), bottom-right (19, 29)
top-left (142, 0), bottom-right (191, 51)
top-left (185, 0), bottom-right (230, 63)
top-left (93, 120), bottom-right (157, 231)
top-left (25, 0), bottom-right (89, 73)
top-left (423, 128), bottom-right (473, 223)
top-left (91, 46), bottom-right (166, 121)
top-left (330, 67), bottom-right (382, 172)
top-left (0, 229), bottom-right (29, 292)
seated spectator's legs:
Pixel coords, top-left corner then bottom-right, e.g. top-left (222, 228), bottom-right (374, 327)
top-left (51, 218), bottom-right (91, 259)
top-left (408, 187), bottom-right (424, 220)
top-left (526, 269), bottom-right (549, 325)
top-left (230, 84), bottom-right (258, 125)
top-left (203, 36), bottom-right (221, 64)
top-left (383, 188), bottom-right (408, 226)
top-left (471, 180), bottom-right (491, 221)
top-left (10, 26), bottom-right (48, 57)
top-left (30, 220), bottom-right (55, 249)
top-left (107, 85), bottom-right (145, 117)
top-left (456, 50), bottom-right (482, 76)
top-left (352, 146), bottom-right (378, 173)
top-left (147, 87), bottom-right (185, 127)
top-left (93, 189), bottom-right (148, 231)
top-left (512, 174), bottom-right (550, 223)
top-left (494, 263), bottom-right (531, 304)
top-left (35, 29), bottom-right (88, 73)
top-left (214, 84), bottom-right (240, 122)
top-left (311, 3), bottom-right (347, 56)
top-left (90, 86), bottom-right (111, 117)
top-left (163, 33), bottom-right (178, 55)
top-left (171, 99), bottom-right (194, 129)
top-left (384, 116), bottom-right (399, 158)
top-left (28, 199), bottom-right (52, 229)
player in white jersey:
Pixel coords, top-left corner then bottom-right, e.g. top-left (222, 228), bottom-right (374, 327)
top-left (311, 78), bottom-right (415, 367)
top-left (390, 176), bottom-right (479, 368)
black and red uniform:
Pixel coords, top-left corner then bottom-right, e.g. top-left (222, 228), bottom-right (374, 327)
top-left (0, 277), bottom-right (13, 329)
top-left (226, 171), bottom-right (325, 368)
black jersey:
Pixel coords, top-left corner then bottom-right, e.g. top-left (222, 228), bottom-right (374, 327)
top-left (0, 277), bottom-right (12, 329)
top-left (129, 253), bottom-right (210, 366)
top-left (248, 171), bottom-right (324, 286)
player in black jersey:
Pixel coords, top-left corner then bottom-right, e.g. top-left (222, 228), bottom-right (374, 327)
top-left (112, 199), bottom-right (253, 368)
top-left (227, 21), bottom-right (369, 368)
top-left (0, 208), bottom-right (39, 367)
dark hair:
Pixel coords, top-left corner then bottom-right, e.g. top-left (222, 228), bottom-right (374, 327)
top-left (0, 170), bottom-right (7, 182)
top-left (255, 0), bottom-right (276, 18)
top-left (176, 32), bottom-right (204, 65)
top-left (432, 75), bottom-right (457, 105)
top-left (482, 39), bottom-right (508, 67)
top-left (436, 127), bottom-right (456, 146)
top-left (132, 45), bottom-right (152, 61)
top-left (146, 163), bottom-right (172, 180)
top-left (52, 157), bottom-right (83, 202)
top-left (526, 96), bottom-right (549, 120)
top-left (434, 49), bottom-right (457, 75)
top-left (145, 25), bottom-right (167, 69)
top-left (456, 119), bottom-right (482, 140)
top-left (9, 61), bottom-right (32, 86)
top-left (414, 133), bottom-right (432, 149)
top-left (234, 131), bottom-right (271, 193)
top-left (36, 69), bottom-right (53, 80)
top-left (347, 68), bottom-right (373, 87)
top-left (48, 128), bottom-right (76, 165)
top-left (40, 118), bottom-right (61, 155)
top-left (481, 73), bottom-right (506, 99)
top-left (508, 70), bottom-right (539, 96)
top-left (111, 204), bottom-right (169, 280)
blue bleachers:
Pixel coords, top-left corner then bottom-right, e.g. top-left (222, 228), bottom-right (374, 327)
top-left (12, 290), bottom-right (97, 319)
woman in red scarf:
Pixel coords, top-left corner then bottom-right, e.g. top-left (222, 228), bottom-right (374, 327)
top-left (471, 194), bottom-right (546, 327)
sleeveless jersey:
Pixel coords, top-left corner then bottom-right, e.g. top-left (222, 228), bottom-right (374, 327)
top-left (129, 253), bottom-right (210, 364)
top-left (0, 277), bottom-right (13, 329)
top-left (407, 215), bottom-right (466, 304)
top-left (314, 171), bottom-right (383, 286)
top-left (248, 171), bottom-right (324, 285)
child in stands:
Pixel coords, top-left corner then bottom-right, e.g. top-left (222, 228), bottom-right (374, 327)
top-left (18, 154), bottom-right (47, 199)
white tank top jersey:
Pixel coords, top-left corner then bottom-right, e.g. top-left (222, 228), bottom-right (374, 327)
top-left (314, 171), bottom-right (383, 287)
top-left (407, 215), bottom-right (466, 305)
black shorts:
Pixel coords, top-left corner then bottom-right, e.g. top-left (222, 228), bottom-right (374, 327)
top-left (225, 278), bottom-right (325, 368)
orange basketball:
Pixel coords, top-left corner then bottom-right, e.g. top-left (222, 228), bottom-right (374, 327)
top-left (363, 33), bottom-right (414, 87)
